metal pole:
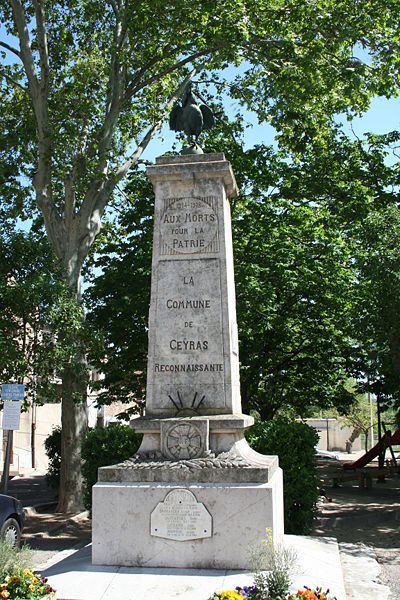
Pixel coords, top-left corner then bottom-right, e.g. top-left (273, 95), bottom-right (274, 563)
top-left (368, 384), bottom-right (374, 449)
top-left (376, 391), bottom-right (385, 481)
top-left (326, 418), bottom-right (330, 451)
top-left (1, 430), bottom-right (13, 494)
top-left (31, 400), bottom-right (36, 469)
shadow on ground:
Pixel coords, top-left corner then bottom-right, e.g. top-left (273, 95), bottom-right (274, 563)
top-left (312, 458), bottom-right (400, 549)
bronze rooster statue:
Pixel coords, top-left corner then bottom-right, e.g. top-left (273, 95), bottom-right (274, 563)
top-left (169, 84), bottom-right (215, 154)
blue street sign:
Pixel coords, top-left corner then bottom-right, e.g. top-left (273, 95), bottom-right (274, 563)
top-left (1, 384), bottom-right (25, 401)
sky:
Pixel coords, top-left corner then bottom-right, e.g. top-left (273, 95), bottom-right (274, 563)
top-left (141, 94), bottom-right (400, 163)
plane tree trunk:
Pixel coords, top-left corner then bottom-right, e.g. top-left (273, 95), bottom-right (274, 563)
top-left (57, 259), bottom-right (88, 513)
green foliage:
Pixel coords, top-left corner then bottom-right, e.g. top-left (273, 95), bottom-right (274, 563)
top-left (81, 424), bottom-right (142, 510)
top-left (0, 230), bottom-right (56, 392)
top-left (230, 142), bottom-right (356, 419)
top-left (2, 0), bottom-right (400, 226)
top-left (350, 205), bottom-right (400, 414)
top-left (247, 419), bottom-right (319, 534)
top-left (0, 542), bottom-right (32, 579)
top-left (44, 427), bottom-right (61, 492)
top-left (85, 173), bottom-right (154, 412)
top-left (0, 227), bottom-right (91, 405)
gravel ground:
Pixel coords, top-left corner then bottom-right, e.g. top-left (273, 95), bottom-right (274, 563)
top-left (312, 457), bottom-right (400, 600)
top-left (375, 548), bottom-right (400, 600)
top-left (23, 509), bottom-right (91, 569)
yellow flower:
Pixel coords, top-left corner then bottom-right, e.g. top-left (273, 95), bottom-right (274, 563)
top-left (32, 576), bottom-right (39, 583)
top-left (0, 591), bottom-right (10, 599)
top-left (10, 576), bottom-right (20, 583)
top-left (28, 583), bottom-right (35, 592)
top-left (23, 568), bottom-right (32, 577)
top-left (0, 584), bottom-right (7, 590)
top-left (219, 591), bottom-right (244, 600)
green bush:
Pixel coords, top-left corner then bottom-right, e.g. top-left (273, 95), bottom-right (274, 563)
top-left (44, 426), bottom-right (61, 492)
top-left (81, 423), bottom-right (142, 510)
top-left (246, 417), bottom-right (319, 534)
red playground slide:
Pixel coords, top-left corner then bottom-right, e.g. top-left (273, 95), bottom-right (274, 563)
top-left (343, 430), bottom-right (399, 470)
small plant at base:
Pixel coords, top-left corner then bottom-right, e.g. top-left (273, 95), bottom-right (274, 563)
top-left (235, 585), bottom-right (259, 599)
top-left (0, 543), bottom-right (32, 579)
top-left (249, 529), bottom-right (298, 600)
top-left (0, 567), bottom-right (56, 599)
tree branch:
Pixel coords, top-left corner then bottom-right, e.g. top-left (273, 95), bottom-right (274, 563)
top-left (96, 12), bottom-right (128, 176)
top-left (125, 46), bottom-right (220, 100)
top-left (114, 67), bottom-right (200, 185)
top-left (11, 0), bottom-right (58, 250)
top-left (63, 122), bottom-right (90, 229)
top-left (10, 0), bottom-right (39, 95)
top-left (32, 0), bottom-right (49, 92)
top-left (0, 70), bottom-right (27, 91)
top-left (78, 66), bottom-right (199, 237)
top-left (0, 40), bottom-right (21, 59)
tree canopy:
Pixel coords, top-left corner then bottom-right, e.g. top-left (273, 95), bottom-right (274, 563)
top-left (86, 123), bottom-right (400, 420)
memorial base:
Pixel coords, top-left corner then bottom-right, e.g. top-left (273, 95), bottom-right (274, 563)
top-left (92, 470), bottom-right (284, 570)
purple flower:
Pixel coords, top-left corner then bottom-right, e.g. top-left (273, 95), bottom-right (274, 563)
top-left (235, 585), bottom-right (258, 599)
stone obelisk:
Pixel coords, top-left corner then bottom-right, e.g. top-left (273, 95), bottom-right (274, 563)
top-left (92, 153), bottom-right (284, 569)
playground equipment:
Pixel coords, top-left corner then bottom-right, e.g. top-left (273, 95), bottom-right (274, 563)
top-left (343, 428), bottom-right (400, 471)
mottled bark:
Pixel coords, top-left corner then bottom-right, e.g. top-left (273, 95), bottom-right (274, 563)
top-left (57, 262), bottom-right (88, 513)
top-left (58, 364), bottom-right (88, 512)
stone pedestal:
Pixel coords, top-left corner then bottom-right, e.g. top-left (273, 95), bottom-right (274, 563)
top-left (92, 473), bottom-right (283, 569)
top-left (92, 153), bottom-right (284, 569)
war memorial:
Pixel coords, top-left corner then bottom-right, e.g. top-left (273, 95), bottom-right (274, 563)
top-left (92, 89), bottom-right (284, 570)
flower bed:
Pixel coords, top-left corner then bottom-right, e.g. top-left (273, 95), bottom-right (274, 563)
top-left (0, 568), bottom-right (56, 599)
top-left (210, 585), bottom-right (337, 600)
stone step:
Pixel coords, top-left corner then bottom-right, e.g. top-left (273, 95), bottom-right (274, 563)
top-left (42, 536), bottom-right (349, 600)
top-left (338, 542), bottom-right (391, 600)
top-left (286, 535), bottom-right (347, 600)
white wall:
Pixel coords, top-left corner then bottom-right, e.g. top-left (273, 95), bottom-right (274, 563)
top-left (304, 418), bottom-right (362, 452)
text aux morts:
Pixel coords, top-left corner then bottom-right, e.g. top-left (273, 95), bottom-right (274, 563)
top-left (163, 210), bottom-right (216, 250)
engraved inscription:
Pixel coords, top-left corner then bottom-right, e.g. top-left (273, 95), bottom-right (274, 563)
top-left (160, 197), bottom-right (219, 255)
top-left (150, 489), bottom-right (212, 541)
top-left (152, 259), bottom-right (224, 410)
top-left (154, 363), bottom-right (223, 373)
